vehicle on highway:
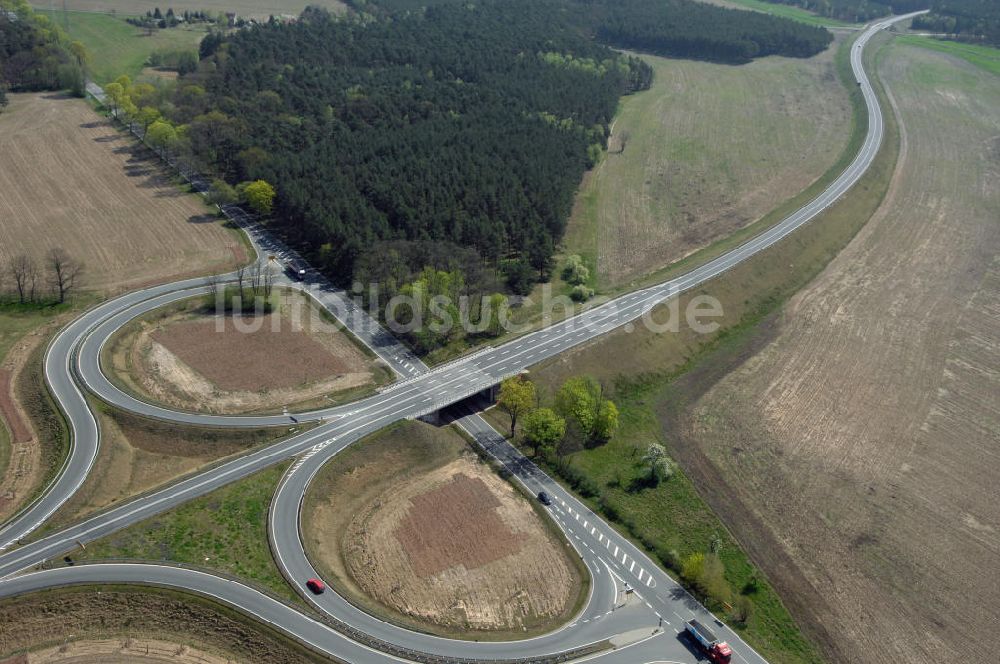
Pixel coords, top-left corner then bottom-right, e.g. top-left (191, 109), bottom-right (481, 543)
top-left (684, 619), bottom-right (732, 664)
top-left (306, 578), bottom-right (326, 594)
top-left (537, 491), bottom-right (552, 506)
top-left (286, 257), bottom-right (308, 280)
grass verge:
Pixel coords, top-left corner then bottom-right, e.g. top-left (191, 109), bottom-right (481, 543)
top-left (506, 31), bottom-right (902, 664)
top-left (69, 462), bottom-right (301, 605)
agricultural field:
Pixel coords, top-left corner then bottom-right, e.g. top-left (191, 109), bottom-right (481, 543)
top-left (302, 421), bottom-right (588, 640)
top-left (35, 10), bottom-right (208, 84)
top-left (0, 587), bottom-right (331, 663)
top-left (32, 0), bottom-right (346, 21)
top-left (895, 35), bottom-right (1000, 78)
top-left (563, 37), bottom-right (852, 288)
top-left (700, 0), bottom-right (853, 27)
top-left (0, 93), bottom-right (241, 295)
top-left (104, 289), bottom-right (391, 414)
top-left (679, 42), bottom-right (1000, 664)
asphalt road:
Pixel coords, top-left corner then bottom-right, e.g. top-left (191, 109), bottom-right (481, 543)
top-left (0, 13), bottom-right (925, 664)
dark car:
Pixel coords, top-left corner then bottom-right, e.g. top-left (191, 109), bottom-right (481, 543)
top-left (537, 491), bottom-right (552, 506)
top-left (306, 578), bottom-right (326, 594)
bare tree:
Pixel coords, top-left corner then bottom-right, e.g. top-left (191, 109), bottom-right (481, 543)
top-left (262, 261), bottom-right (274, 299)
top-left (10, 254), bottom-right (38, 304)
top-left (249, 260), bottom-right (263, 298)
top-left (233, 257), bottom-right (248, 306)
top-left (46, 247), bottom-right (84, 303)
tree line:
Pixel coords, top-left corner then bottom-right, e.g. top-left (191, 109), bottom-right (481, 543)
top-left (1, 249), bottom-right (84, 305)
top-left (0, 0), bottom-right (90, 103)
top-left (914, 0), bottom-right (1000, 47)
top-left (105, 0), bottom-right (837, 299)
top-left (113, 1), bottom-right (654, 292)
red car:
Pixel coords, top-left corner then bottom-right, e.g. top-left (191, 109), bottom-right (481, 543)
top-left (306, 578), bottom-right (326, 594)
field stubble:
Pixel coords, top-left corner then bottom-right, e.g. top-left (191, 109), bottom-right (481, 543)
top-left (683, 44), bottom-right (1000, 663)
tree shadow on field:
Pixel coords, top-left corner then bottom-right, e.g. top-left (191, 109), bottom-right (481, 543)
top-left (188, 213), bottom-right (218, 224)
top-left (79, 121), bottom-right (104, 129)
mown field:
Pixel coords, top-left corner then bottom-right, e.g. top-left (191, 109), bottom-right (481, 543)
top-left (896, 34), bottom-right (1000, 77)
top-left (682, 42), bottom-right (1000, 664)
top-left (36, 9), bottom-right (208, 84)
top-left (563, 37), bottom-right (852, 288)
top-left (33, 0), bottom-right (346, 20)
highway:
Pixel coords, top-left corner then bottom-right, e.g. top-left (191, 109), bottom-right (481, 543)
top-left (0, 12), bottom-right (925, 664)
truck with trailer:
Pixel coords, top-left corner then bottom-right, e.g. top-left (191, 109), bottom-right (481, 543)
top-left (684, 619), bottom-right (732, 664)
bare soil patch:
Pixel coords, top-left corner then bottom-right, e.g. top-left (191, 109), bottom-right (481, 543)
top-left (681, 45), bottom-right (1000, 664)
top-left (0, 93), bottom-right (239, 296)
top-left (0, 587), bottom-right (334, 664)
top-left (303, 421), bottom-right (586, 639)
top-left (107, 290), bottom-right (385, 414)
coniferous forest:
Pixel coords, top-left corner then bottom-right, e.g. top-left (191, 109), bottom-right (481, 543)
top-left (914, 0), bottom-right (1000, 47)
top-left (133, 0), bottom-right (834, 288)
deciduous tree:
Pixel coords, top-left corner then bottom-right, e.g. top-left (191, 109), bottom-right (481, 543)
top-left (522, 407), bottom-right (565, 455)
top-left (497, 375), bottom-right (536, 437)
top-left (240, 179), bottom-right (276, 215)
top-left (46, 247), bottom-right (83, 303)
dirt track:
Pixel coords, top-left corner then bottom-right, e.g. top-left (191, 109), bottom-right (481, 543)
top-left (681, 44), bottom-right (1000, 663)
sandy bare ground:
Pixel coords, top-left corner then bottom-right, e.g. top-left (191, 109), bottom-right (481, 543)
top-left (682, 45), bottom-right (1000, 663)
top-left (108, 290), bottom-right (379, 414)
top-left (304, 422), bottom-right (584, 638)
top-left (0, 93), bottom-right (240, 296)
top-left (346, 457), bottom-right (577, 632)
top-left (25, 638), bottom-right (230, 663)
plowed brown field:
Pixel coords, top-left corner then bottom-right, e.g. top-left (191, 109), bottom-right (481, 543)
top-left (0, 93), bottom-right (239, 295)
top-left (682, 44), bottom-right (1000, 663)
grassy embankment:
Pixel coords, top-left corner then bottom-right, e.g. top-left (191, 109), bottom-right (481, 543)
top-left (70, 462), bottom-right (301, 604)
top-left (0, 585), bottom-right (336, 663)
top-left (36, 9), bottom-right (208, 84)
top-left (0, 298), bottom-right (97, 522)
top-left (486, 33), bottom-right (901, 664)
top-left (895, 35), bottom-right (1000, 77)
